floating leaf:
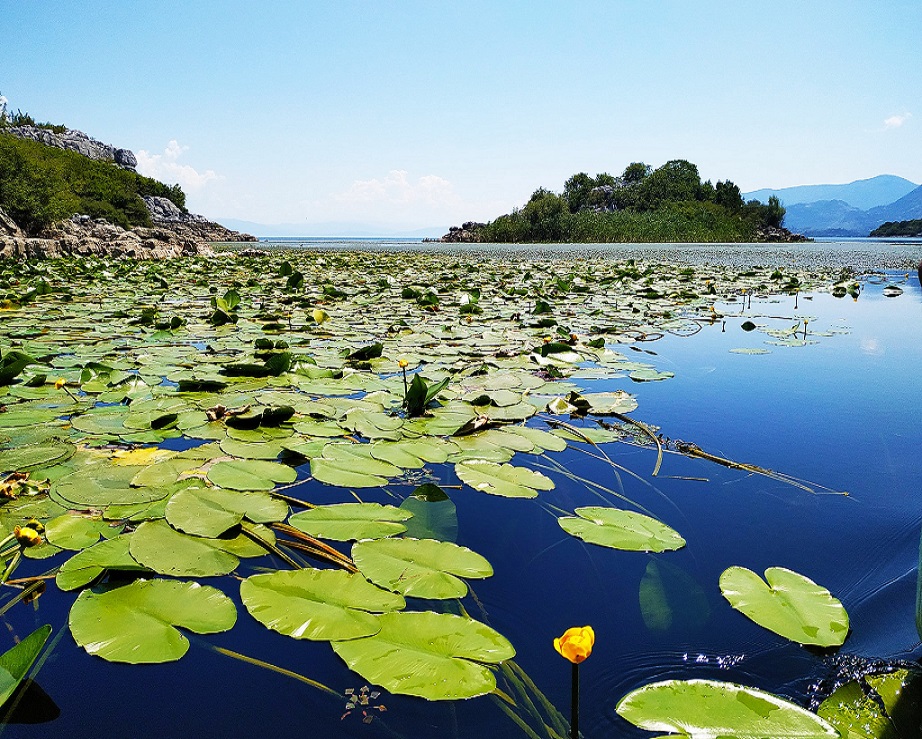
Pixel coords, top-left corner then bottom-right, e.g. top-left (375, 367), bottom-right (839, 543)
top-left (240, 569), bottom-right (404, 641)
top-left (455, 460), bottom-right (555, 498)
top-left (128, 520), bottom-right (240, 577)
top-left (166, 486), bottom-right (289, 538)
top-left (310, 444), bottom-right (401, 488)
top-left (206, 459), bottom-right (297, 491)
top-left (45, 514), bottom-right (116, 551)
top-left (0, 440), bottom-right (75, 473)
top-left (55, 535), bottom-right (149, 591)
top-left (719, 566), bottom-right (849, 647)
top-left (558, 507), bottom-right (685, 552)
top-left (616, 679), bottom-right (838, 738)
top-left (0, 624), bottom-right (52, 707)
top-left (288, 503), bottom-right (411, 541)
top-left (331, 611), bottom-right (515, 700)
top-left (353, 537), bottom-right (492, 599)
top-left (69, 579), bottom-right (236, 663)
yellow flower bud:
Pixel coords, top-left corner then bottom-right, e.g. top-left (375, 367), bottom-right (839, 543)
top-left (25, 518), bottom-right (44, 534)
top-left (55, 378), bottom-right (67, 390)
top-left (13, 525), bottom-right (42, 548)
top-left (553, 625), bottom-right (594, 664)
top-left (398, 359), bottom-right (409, 369)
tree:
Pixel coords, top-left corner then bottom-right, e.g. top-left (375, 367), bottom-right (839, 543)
top-left (714, 180), bottom-right (743, 210)
top-left (635, 159), bottom-right (701, 211)
top-left (764, 195), bottom-right (785, 228)
top-left (522, 189), bottom-right (569, 241)
top-left (563, 172), bottom-right (595, 213)
top-left (622, 162), bottom-right (651, 185)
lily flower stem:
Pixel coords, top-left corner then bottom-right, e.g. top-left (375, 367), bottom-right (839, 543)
top-left (402, 366), bottom-right (408, 398)
top-left (0, 550), bottom-right (22, 586)
top-left (571, 663), bottom-right (579, 739)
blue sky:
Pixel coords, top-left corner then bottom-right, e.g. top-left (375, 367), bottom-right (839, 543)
top-left (2, 1), bottom-right (919, 234)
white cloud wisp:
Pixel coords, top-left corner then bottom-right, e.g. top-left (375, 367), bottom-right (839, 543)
top-left (136, 140), bottom-right (219, 191)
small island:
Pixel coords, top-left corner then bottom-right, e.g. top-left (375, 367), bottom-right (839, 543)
top-left (870, 219), bottom-right (922, 237)
top-left (439, 160), bottom-right (808, 244)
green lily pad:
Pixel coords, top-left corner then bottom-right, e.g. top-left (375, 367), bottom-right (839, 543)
top-left (310, 444), bottom-right (401, 488)
top-left (719, 566), bottom-right (849, 647)
top-left (0, 440), bottom-right (75, 473)
top-left (240, 568), bottom-right (405, 641)
top-left (616, 679), bottom-right (838, 738)
top-left (45, 514), bottom-right (118, 551)
top-left (816, 675), bottom-right (920, 739)
top-left (352, 537), bottom-right (492, 599)
top-left (206, 459), bottom-right (297, 491)
top-left (288, 503), bottom-right (411, 541)
top-left (0, 624), bottom-right (52, 707)
top-left (455, 460), bottom-right (555, 498)
top-left (69, 579), bottom-right (237, 663)
top-left (166, 486), bottom-right (289, 538)
top-left (128, 520), bottom-right (241, 577)
top-left (55, 535), bottom-right (150, 591)
top-left (331, 611), bottom-right (515, 700)
top-left (558, 507), bottom-right (686, 552)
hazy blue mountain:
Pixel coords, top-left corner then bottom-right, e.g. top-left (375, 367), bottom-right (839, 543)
top-left (781, 184), bottom-right (922, 236)
top-left (866, 184), bottom-right (922, 224)
top-left (783, 200), bottom-right (876, 237)
top-left (744, 175), bottom-right (918, 210)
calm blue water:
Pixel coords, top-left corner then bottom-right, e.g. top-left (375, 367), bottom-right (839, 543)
top-left (3, 251), bottom-right (922, 738)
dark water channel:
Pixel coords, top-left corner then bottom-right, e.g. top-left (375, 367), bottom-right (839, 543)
top-left (3, 261), bottom-right (922, 738)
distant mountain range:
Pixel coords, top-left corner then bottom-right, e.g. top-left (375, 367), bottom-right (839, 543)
top-left (743, 175), bottom-right (922, 237)
top-left (217, 218), bottom-right (444, 240)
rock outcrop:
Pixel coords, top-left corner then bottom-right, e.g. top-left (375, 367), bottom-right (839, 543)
top-left (752, 225), bottom-right (811, 243)
top-left (0, 206), bottom-right (22, 238)
top-left (0, 216), bottom-right (211, 259)
top-left (0, 205), bottom-right (256, 259)
top-left (142, 196), bottom-right (256, 244)
top-left (4, 125), bottom-right (138, 169)
top-left (437, 221), bottom-right (485, 243)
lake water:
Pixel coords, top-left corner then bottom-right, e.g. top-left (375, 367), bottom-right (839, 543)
top-left (3, 241), bottom-right (922, 737)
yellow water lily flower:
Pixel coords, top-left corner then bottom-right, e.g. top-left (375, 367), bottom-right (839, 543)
top-left (398, 359), bottom-right (409, 369)
top-left (55, 377), bottom-right (67, 389)
top-left (553, 625), bottom-right (594, 664)
top-left (13, 525), bottom-right (42, 548)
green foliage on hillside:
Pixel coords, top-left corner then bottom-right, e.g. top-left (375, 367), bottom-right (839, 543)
top-left (0, 131), bottom-right (186, 235)
top-left (479, 160), bottom-right (786, 243)
top-left (869, 219), bottom-right (922, 237)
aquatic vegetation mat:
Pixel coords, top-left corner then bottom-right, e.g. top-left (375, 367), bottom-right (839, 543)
top-left (0, 251), bottom-right (890, 732)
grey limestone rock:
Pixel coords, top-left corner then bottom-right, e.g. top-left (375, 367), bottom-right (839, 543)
top-left (4, 125), bottom-right (138, 170)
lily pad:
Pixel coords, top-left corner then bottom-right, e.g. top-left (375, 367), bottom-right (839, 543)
top-left (719, 566), bottom-right (849, 647)
top-left (206, 459), bottom-right (297, 491)
top-left (128, 520), bottom-right (241, 577)
top-left (558, 507), bottom-right (686, 552)
top-left (69, 579), bottom-right (237, 663)
top-left (352, 537), bottom-right (492, 599)
top-left (616, 679), bottom-right (838, 738)
top-left (166, 486), bottom-right (289, 538)
top-left (55, 535), bottom-right (150, 591)
top-left (331, 611), bottom-right (515, 700)
top-left (0, 624), bottom-right (52, 707)
top-left (288, 503), bottom-right (411, 541)
top-left (455, 460), bottom-right (555, 498)
top-left (240, 568), bottom-right (405, 641)
top-left (0, 440), bottom-right (75, 473)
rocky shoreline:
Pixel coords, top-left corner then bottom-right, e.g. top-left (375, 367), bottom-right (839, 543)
top-left (0, 201), bottom-right (255, 260)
